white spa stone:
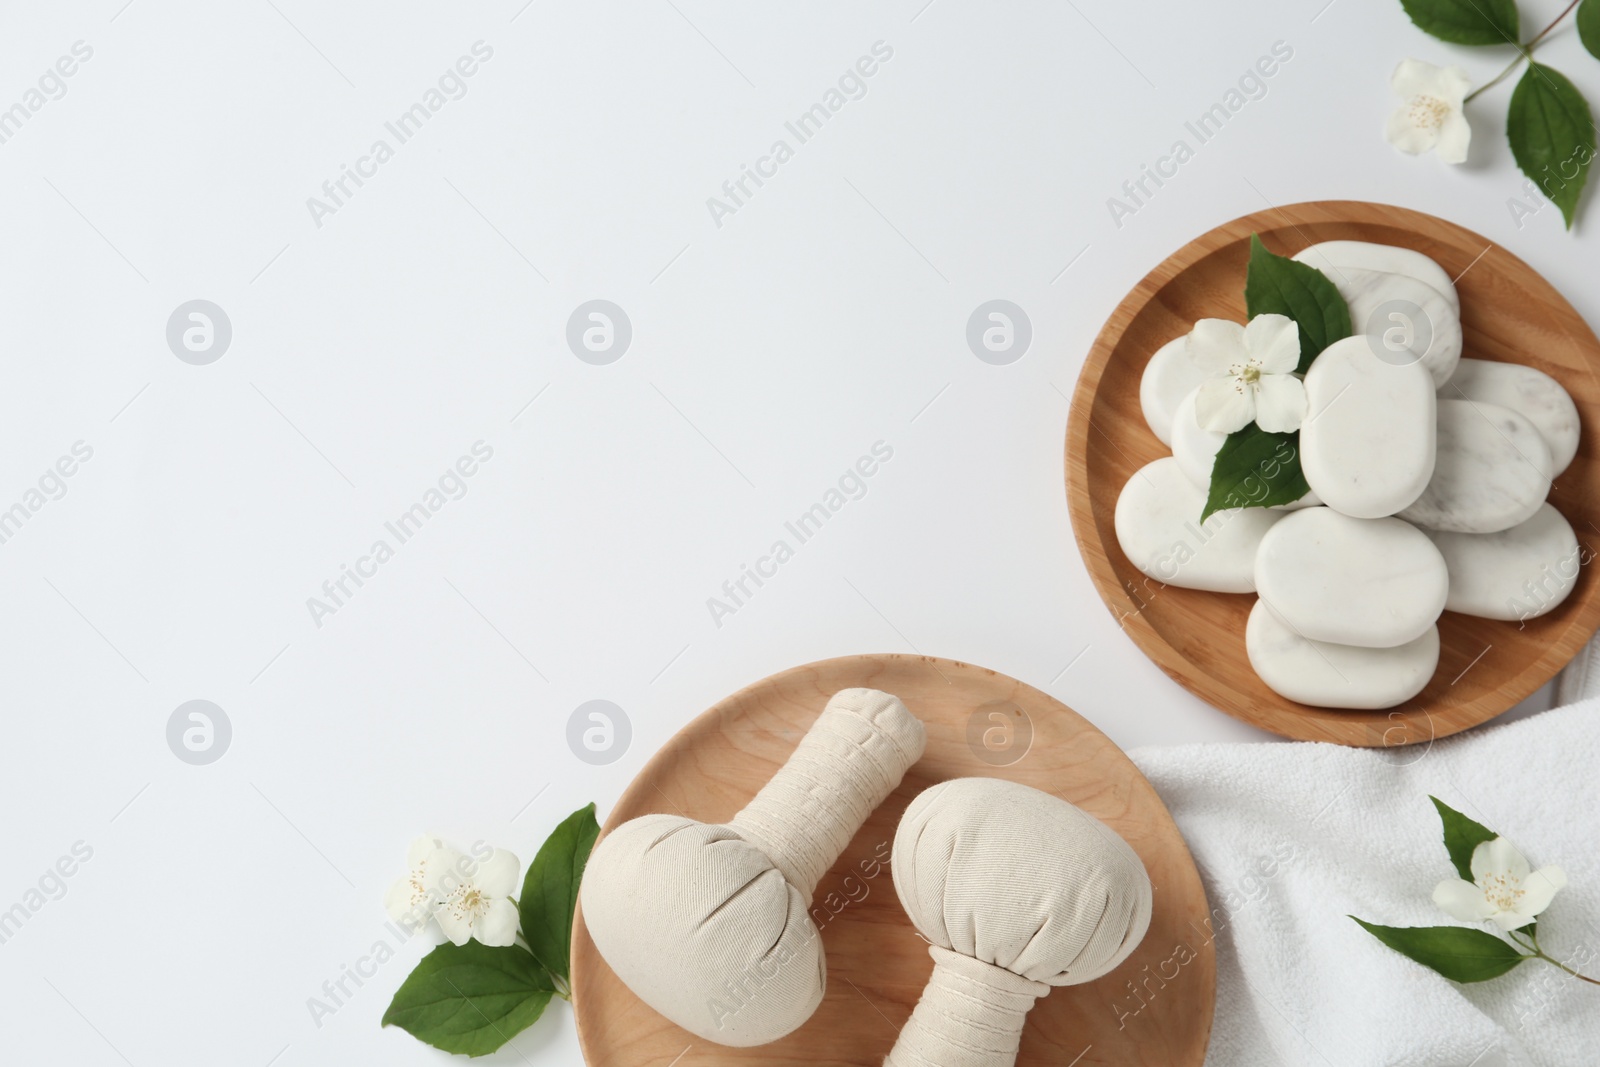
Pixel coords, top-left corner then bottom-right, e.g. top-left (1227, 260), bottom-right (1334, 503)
top-left (1139, 334), bottom-right (1207, 446)
top-left (1254, 508), bottom-right (1448, 647)
top-left (1299, 335), bottom-right (1436, 519)
top-left (1171, 388), bottom-right (1227, 489)
top-left (1428, 503), bottom-right (1581, 621)
top-left (1292, 240), bottom-right (1459, 313)
top-left (1114, 458), bottom-right (1283, 593)
top-left (1400, 399), bottom-right (1553, 534)
top-left (1245, 599), bottom-right (1439, 709)
top-left (1443, 359), bottom-right (1580, 476)
top-left (1321, 268), bottom-right (1462, 388)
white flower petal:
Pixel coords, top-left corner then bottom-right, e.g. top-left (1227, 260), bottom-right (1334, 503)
top-left (1392, 58), bottom-right (1448, 99)
top-left (1517, 865), bottom-right (1568, 918)
top-left (435, 904), bottom-right (474, 946)
top-left (1432, 878), bottom-right (1494, 922)
top-left (1193, 377), bottom-right (1254, 434)
top-left (473, 899), bottom-right (521, 947)
top-left (1433, 65), bottom-right (1473, 104)
top-left (407, 835), bottom-right (445, 868)
top-left (1473, 837), bottom-right (1529, 884)
top-left (1436, 112), bottom-right (1472, 165)
top-left (423, 847), bottom-right (471, 898)
top-left (1489, 908), bottom-right (1531, 931)
top-left (1187, 319), bottom-right (1249, 375)
top-left (1386, 106), bottom-right (1441, 155)
top-left (1253, 374), bottom-right (1308, 432)
top-left (384, 876), bottom-right (422, 923)
top-left (1391, 59), bottom-right (1433, 98)
top-left (475, 849), bottom-right (521, 898)
top-left (1244, 314), bottom-right (1301, 374)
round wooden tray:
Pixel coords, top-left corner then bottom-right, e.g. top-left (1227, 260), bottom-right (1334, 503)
top-left (571, 654), bottom-right (1214, 1066)
top-left (1066, 200), bottom-right (1600, 746)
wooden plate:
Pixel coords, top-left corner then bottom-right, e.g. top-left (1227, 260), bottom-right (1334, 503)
top-left (571, 654), bottom-right (1214, 1066)
top-left (1066, 200), bottom-right (1600, 746)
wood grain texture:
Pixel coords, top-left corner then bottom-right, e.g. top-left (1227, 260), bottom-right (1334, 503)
top-left (571, 654), bottom-right (1214, 1066)
top-left (1065, 200), bottom-right (1600, 746)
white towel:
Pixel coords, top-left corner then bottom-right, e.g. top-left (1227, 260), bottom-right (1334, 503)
top-left (1130, 701), bottom-right (1600, 1067)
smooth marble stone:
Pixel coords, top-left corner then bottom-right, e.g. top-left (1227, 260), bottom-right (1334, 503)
top-left (1171, 387), bottom-right (1227, 489)
top-left (1442, 358), bottom-right (1580, 476)
top-left (1428, 503), bottom-right (1581, 621)
top-left (1139, 334), bottom-right (1207, 446)
top-left (1170, 388), bottom-right (1318, 508)
top-left (1399, 399), bottom-right (1552, 534)
top-left (1292, 240), bottom-right (1459, 312)
top-left (1114, 457), bottom-right (1284, 593)
top-left (1255, 508), bottom-right (1448, 647)
top-left (1300, 335), bottom-right (1436, 519)
top-left (1321, 267), bottom-right (1462, 388)
top-left (1246, 599), bottom-right (1439, 709)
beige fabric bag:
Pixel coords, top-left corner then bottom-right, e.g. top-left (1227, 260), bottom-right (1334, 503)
top-left (884, 777), bottom-right (1153, 1066)
top-left (580, 688), bottom-right (925, 1046)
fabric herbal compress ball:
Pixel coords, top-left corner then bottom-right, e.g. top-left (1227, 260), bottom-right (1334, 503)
top-left (885, 778), bottom-right (1153, 1067)
top-left (580, 688), bottom-right (925, 1047)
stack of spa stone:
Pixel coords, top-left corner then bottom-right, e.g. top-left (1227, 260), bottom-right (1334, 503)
top-left (1115, 241), bottom-right (1581, 710)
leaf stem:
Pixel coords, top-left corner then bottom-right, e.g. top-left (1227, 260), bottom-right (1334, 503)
top-left (1534, 950), bottom-right (1600, 984)
top-left (1526, 0), bottom-right (1584, 50)
top-left (1527, 926), bottom-right (1600, 986)
top-left (1465, 56), bottom-right (1526, 103)
top-left (1464, 0), bottom-right (1583, 103)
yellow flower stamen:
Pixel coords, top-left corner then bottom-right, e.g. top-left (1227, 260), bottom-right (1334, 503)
top-left (1480, 871), bottom-right (1525, 913)
top-left (1409, 95), bottom-right (1450, 130)
top-left (445, 885), bottom-right (490, 921)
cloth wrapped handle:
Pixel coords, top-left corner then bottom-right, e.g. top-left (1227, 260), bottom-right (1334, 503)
top-left (730, 687), bottom-right (925, 899)
top-left (883, 946), bottom-right (1049, 1067)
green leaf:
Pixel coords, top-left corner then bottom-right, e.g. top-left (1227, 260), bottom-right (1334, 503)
top-left (1430, 796), bottom-right (1497, 882)
top-left (1351, 918), bottom-right (1529, 982)
top-left (519, 803), bottom-right (600, 982)
top-left (1244, 234), bottom-right (1351, 372)
top-left (1200, 423), bottom-right (1311, 522)
top-left (1399, 0), bottom-right (1518, 44)
top-left (1579, 0), bottom-right (1600, 62)
top-left (1507, 63), bottom-right (1597, 230)
top-left (382, 941), bottom-right (554, 1057)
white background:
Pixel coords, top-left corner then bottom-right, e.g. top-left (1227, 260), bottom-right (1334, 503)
top-left (0, 1), bottom-right (1587, 1064)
